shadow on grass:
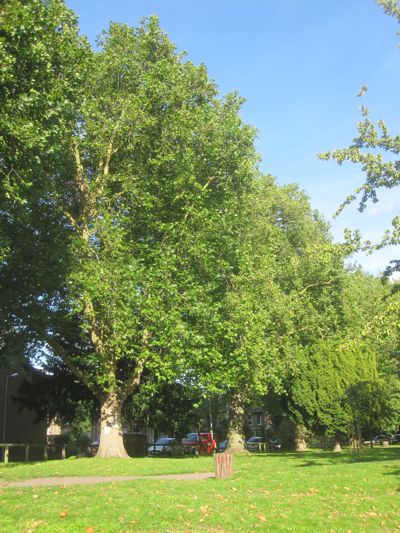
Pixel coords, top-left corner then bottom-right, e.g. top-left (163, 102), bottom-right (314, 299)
top-left (382, 468), bottom-right (400, 479)
top-left (247, 447), bottom-right (400, 467)
top-left (0, 461), bottom-right (40, 469)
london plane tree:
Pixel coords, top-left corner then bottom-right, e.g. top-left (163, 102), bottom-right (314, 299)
top-left (1, 1), bottom-right (258, 456)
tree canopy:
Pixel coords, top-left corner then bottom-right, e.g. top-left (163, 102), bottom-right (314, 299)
top-left (1, 2), bottom-right (258, 456)
top-left (2, 0), bottom-right (399, 457)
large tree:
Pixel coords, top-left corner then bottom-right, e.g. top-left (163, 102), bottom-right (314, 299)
top-left (207, 177), bottom-right (348, 453)
top-left (1, 4), bottom-right (258, 457)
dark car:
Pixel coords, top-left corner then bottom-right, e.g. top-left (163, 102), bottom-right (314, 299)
top-left (245, 436), bottom-right (267, 452)
top-left (372, 435), bottom-right (391, 445)
top-left (390, 433), bottom-right (400, 444)
top-left (268, 437), bottom-right (282, 450)
top-left (182, 432), bottom-right (199, 455)
top-left (148, 437), bottom-right (176, 456)
top-left (218, 440), bottom-right (228, 453)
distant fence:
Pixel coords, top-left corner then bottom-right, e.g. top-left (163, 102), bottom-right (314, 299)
top-left (0, 443), bottom-right (67, 464)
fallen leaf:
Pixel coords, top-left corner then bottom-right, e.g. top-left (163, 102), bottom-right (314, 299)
top-left (257, 515), bottom-right (267, 522)
top-left (60, 510), bottom-right (68, 518)
top-left (86, 528), bottom-right (95, 533)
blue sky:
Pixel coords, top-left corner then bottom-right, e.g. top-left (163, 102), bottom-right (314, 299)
top-left (66, 0), bottom-right (400, 275)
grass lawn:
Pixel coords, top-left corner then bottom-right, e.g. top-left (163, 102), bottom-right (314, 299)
top-left (0, 448), bottom-right (399, 532)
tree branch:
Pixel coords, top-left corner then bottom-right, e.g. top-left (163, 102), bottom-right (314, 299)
top-left (299, 278), bottom-right (335, 295)
top-left (101, 109), bottom-right (126, 178)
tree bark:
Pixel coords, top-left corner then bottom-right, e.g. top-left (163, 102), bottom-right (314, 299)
top-left (96, 392), bottom-right (129, 458)
top-left (294, 424), bottom-right (307, 451)
top-left (225, 391), bottom-right (248, 455)
top-left (333, 441), bottom-right (342, 452)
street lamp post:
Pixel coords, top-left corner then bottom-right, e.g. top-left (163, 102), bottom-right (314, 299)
top-left (2, 372), bottom-right (19, 446)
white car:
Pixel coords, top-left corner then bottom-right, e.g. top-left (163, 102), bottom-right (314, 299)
top-left (245, 436), bottom-right (267, 452)
top-left (148, 437), bottom-right (176, 456)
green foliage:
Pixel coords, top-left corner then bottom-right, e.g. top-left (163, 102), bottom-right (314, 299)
top-left (1, 3), bottom-right (260, 451)
top-left (60, 16), bottom-right (258, 403)
top-left (217, 177), bottom-right (347, 400)
top-left (285, 269), bottom-right (394, 438)
top-left (289, 339), bottom-right (377, 436)
top-left (65, 401), bottom-right (93, 453)
top-left (16, 365), bottom-right (98, 426)
top-left (0, 0), bottom-right (90, 369)
top-left (124, 382), bottom-right (201, 438)
top-left (347, 378), bottom-right (400, 436)
top-left (4, 1), bottom-right (398, 458)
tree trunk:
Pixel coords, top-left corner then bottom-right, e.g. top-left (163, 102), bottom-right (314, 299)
top-left (226, 391), bottom-right (248, 455)
top-left (294, 424), bottom-right (307, 451)
top-left (96, 393), bottom-right (129, 458)
top-left (333, 441), bottom-right (341, 452)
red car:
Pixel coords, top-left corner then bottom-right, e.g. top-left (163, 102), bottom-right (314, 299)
top-left (182, 432), bottom-right (217, 455)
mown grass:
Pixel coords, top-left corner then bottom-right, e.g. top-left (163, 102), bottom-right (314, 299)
top-left (0, 448), bottom-right (399, 532)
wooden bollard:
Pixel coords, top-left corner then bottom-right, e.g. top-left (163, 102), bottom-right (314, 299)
top-left (61, 445), bottom-right (66, 459)
top-left (4, 445), bottom-right (9, 464)
top-left (214, 452), bottom-right (233, 478)
top-left (25, 445), bottom-right (30, 461)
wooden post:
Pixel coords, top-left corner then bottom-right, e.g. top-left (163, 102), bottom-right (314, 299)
top-left (61, 444), bottom-right (66, 460)
top-left (44, 445), bottom-right (48, 461)
top-left (4, 445), bottom-right (9, 464)
top-left (214, 453), bottom-right (233, 478)
top-left (25, 445), bottom-right (30, 461)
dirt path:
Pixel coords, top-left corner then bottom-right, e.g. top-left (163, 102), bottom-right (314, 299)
top-left (0, 472), bottom-right (214, 488)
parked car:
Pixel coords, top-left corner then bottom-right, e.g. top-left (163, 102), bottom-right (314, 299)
top-left (218, 440), bottom-right (228, 453)
top-left (245, 436), bottom-right (267, 452)
top-left (148, 437), bottom-right (176, 456)
top-left (87, 441), bottom-right (99, 457)
top-left (182, 432), bottom-right (199, 455)
top-left (182, 432), bottom-right (217, 455)
top-left (268, 437), bottom-right (282, 450)
top-left (390, 433), bottom-right (400, 444)
top-left (372, 435), bottom-right (391, 445)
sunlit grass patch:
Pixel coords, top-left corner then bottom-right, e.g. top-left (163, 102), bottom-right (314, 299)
top-left (0, 448), bottom-right (399, 532)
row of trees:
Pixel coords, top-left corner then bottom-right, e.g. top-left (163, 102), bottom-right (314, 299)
top-left (1, 0), bottom-right (399, 456)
